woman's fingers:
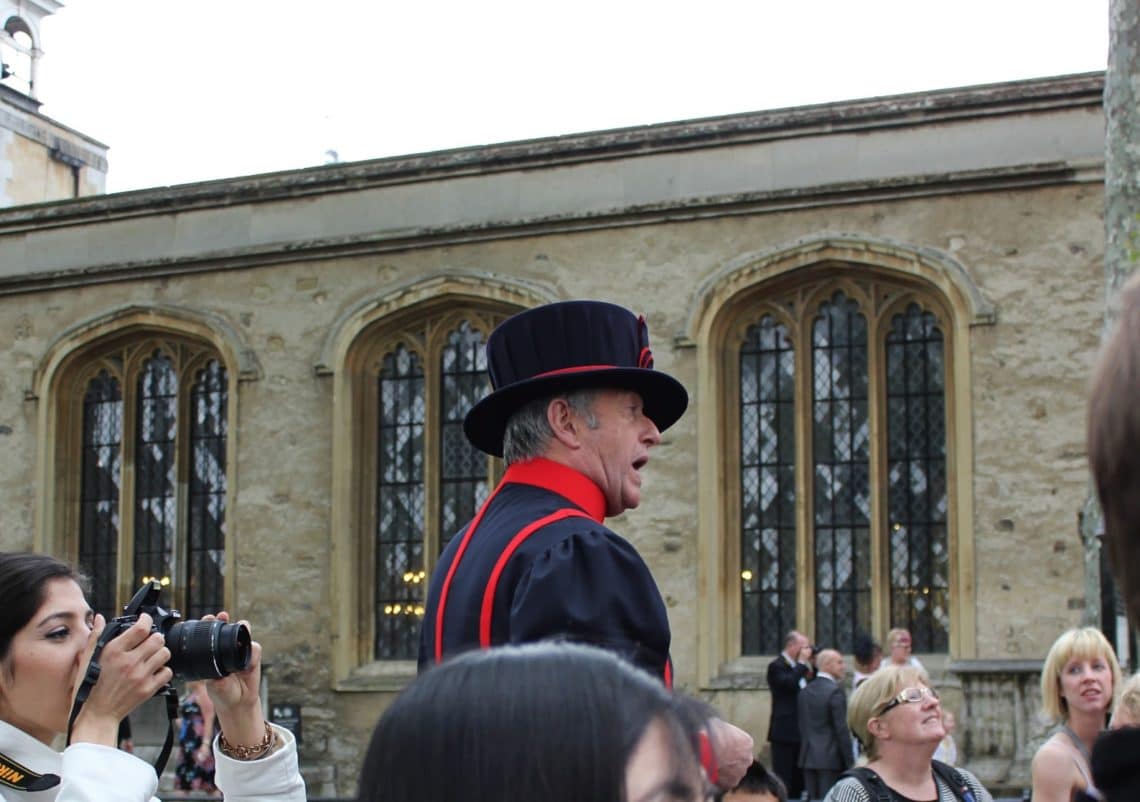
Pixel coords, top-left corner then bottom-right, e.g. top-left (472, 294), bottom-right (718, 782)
top-left (88, 615), bottom-right (174, 711)
top-left (71, 615), bottom-right (174, 745)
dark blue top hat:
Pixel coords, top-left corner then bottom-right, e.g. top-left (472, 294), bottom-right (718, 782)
top-left (463, 300), bottom-right (689, 457)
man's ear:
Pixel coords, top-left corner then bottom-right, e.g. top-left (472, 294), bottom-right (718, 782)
top-left (546, 397), bottom-right (581, 449)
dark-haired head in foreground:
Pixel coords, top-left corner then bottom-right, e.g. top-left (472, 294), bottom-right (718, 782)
top-left (723, 760), bottom-right (786, 802)
top-left (1089, 272), bottom-right (1140, 635)
top-left (357, 643), bottom-right (710, 802)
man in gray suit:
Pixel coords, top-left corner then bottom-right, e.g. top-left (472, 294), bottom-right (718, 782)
top-left (796, 648), bottom-right (853, 799)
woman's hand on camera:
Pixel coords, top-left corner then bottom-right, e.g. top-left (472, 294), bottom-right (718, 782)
top-left (70, 613), bottom-right (173, 748)
top-left (201, 612), bottom-right (268, 749)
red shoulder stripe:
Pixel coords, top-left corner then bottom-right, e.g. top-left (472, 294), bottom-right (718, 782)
top-left (478, 508), bottom-right (592, 648)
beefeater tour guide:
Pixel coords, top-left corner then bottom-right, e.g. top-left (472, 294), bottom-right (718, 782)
top-left (417, 299), bottom-right (688, 684)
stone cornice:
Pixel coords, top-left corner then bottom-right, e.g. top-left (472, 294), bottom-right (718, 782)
top-left (0, 159), bottom-right (1101, 297)
top-left (949, 659), bottom-right (1045, 674)
top-left (0, 96), bottom-right (109, 170)
top-left (0, 71), bottom-right (1104, 230)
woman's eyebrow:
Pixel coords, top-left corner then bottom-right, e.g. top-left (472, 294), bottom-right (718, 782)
top-left (35, 609), bottom-right (86, 628)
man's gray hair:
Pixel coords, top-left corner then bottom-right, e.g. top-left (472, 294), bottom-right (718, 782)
top-left (502, 389), bottom-right (598, 465)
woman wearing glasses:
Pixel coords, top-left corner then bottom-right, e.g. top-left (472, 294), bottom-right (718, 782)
top-left (823, 665), bottom-right (992, 802)
top-left (1031, 627), bottom-right (1121, 802)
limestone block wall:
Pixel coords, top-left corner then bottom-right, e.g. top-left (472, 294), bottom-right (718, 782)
top-left (0, 95), bottom-right (107, 207)
top-left (3, 132), bottom-right (91, 204)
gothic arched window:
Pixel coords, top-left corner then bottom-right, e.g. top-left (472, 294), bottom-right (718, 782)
top-left (356, 308), bottom-right (509, 661)
top-left (735, 276), bottom-right (950, 655)
top-left (71, 339), bottom-right (229, 619)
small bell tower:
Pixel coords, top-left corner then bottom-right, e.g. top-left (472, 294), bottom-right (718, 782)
top-left (0, 0), bottom-right (108, 206)
top-left (0, 0), bottom-right (62, 100)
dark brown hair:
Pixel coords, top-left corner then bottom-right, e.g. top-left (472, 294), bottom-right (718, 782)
top-left (1088, 273), bottom-right (1140, 629)
top-left (357, 643), bottom-right (705, 802)
top-left (0, 552), bottom-right (88, 663)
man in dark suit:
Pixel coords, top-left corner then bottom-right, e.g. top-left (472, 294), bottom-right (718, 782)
top-left (797, 648), bottom-right (853, 800)
top-left (767, 630), bottom-right (812, 799)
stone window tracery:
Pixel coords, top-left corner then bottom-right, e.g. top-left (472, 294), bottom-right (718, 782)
top-left (71, 338), bottom-right (229, 619)
top-left (356, 308), bottom-right (508, 662)
top-left (734, 274), bottom-right (950, 656)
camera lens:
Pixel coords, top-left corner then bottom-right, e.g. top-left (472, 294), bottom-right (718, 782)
top-left (165, 619), bottom-right (252, 680)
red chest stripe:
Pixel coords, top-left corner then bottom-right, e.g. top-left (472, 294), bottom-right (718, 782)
top-left (433, 481), bottom-right (507, 663)
top-left (479, 508), bottom-right (593, 648)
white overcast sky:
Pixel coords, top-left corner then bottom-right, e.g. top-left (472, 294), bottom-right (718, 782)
top-left (34, 0), bottom-right (1109, 194)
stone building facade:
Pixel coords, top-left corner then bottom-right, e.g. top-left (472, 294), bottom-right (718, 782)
top-left (0, 71), bottom-right (1107, 793)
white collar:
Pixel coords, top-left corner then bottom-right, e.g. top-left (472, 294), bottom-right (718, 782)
top-left (0, 718), bottom-right (62, 792)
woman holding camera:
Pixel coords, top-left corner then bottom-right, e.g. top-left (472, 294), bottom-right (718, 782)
top-left (0, 551), bottom-right (306, 802)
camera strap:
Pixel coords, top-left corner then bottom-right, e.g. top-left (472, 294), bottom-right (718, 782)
top-left (67, 646), bottom-right (180, 780)
top-left (0, 751), bottom-right (60, 792)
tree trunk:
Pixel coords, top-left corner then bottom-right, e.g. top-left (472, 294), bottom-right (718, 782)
top-left (1105, 0), bottom-right (1140, 309)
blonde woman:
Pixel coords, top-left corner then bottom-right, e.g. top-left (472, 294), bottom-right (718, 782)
top-left (1031, 627), bottom-right (1121, 802)
top-left (823, 664), bottom-right (992, 802)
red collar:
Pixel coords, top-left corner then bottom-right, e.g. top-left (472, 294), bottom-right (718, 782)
top-left (502, 458), bottom-right (607, 522)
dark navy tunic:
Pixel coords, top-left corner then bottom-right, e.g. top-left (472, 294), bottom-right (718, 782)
top-left (417, 457), bottom-right (673, 683)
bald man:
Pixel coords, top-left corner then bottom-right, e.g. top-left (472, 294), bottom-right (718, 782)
top-left (797, 648), bottom-right (853, 799)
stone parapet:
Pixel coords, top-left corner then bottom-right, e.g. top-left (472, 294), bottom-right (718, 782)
top-left (949, 659), bottom-right (1046, 792)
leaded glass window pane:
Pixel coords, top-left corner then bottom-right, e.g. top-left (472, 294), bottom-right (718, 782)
top-left (187, 360), bottom-right (228, 619)
top-left (886, 304), bottom-right (949, 652)
top-left (134, 352), bottom-right (178, 590)
top-left (79, 371), bottom-right (123, 618)
top-left (439, 321), bottom-right (491, 552)
top-left (812, 292), bottom-right (872, 653)
top-left (740, 316), bottom-right (797, 655)
top-left (375, 345), bottom-right (426, 659)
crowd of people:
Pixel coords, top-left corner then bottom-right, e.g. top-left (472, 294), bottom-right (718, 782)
top-left (4, 292), bottom-right (1140, 802)
top-left (762, 627), bottom-right (973, 802)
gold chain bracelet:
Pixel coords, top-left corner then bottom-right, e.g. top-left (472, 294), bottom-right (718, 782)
top-left (217, 721), bottom-right (274, 761)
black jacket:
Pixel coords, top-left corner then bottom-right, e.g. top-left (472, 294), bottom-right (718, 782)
top-left (418, 458), bottom-right (672, 683)
top-left (1091, 726), bottom-right (1140, 802)
top-left (767, 654), bottom-right (811, 744)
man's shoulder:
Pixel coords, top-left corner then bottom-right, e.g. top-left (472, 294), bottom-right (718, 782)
top-left (804, 676), bottom-right (833, 699)
top-left (516, 511), bottom-right (626, 547)
top-left (483, 504), bottom-right (653, 574)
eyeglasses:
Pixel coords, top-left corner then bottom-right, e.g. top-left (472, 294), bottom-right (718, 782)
top-left (876, 686), bottom-right (940, 716)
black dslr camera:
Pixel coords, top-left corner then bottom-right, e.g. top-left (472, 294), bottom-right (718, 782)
top-left (68, 581), bottom-right (252, 777)
top-left (93, 580), bottom-right (252, 680)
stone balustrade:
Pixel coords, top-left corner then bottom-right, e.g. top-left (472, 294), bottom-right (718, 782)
top-left (949, 659), bottom-right (1048, 792)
